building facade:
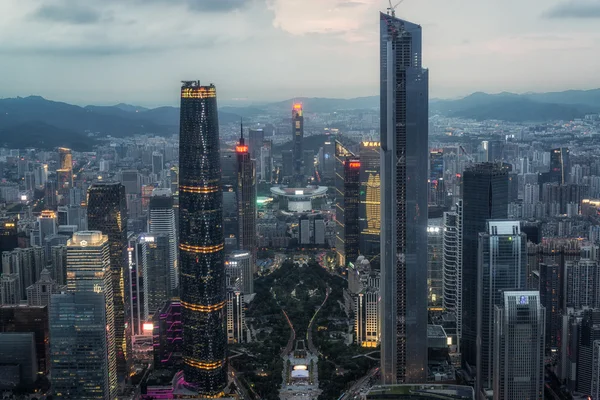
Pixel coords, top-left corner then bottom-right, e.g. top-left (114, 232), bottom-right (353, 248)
top-left (476, 220), bottom-right (527, 394)
top-left (178, 81), bottom-right (227, 394)
top-left (236, 124), bottom-right (257, 269)
top-left (380, 12), bottom-right (429, 384)
top-left (87, 181), bottom-right (130, 378)
top-left (461, 163), bottom-right (508, 368)
top-left (359, 141), bottom-right (381, 260)
top-left (494, 291), bottom-right (545, 400)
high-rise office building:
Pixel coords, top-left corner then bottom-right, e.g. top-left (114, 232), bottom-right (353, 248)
top-left (355, 270), bottom-right (381, 348)
top-left (0, 333), bottom-right (37, 387)
top-left (133, 233), bottom-right (170, 319)
top-left (225, 251), bottom-right (253, 295)
top-left (152, 300), bottom-right (183, 369)
top-left (359, 141), bottom-right (381, 260)
top-left (551, 147), bottom-right (570, 185)
top-left (55, 231), bottom-right (117, 398)
top-left (178, 81), bottom-right (227, 394)
top-left (121, 170), bottom-right (141, 195)
top-left (427, 218), bottom-right (443, 307)
top-left (226, 289), bottom-right (246, 344)
top-left (37, 210), bottom-right (58, 251)
top-left (380, 11), bottom-right (429, 384)
top-left (429, 150), bottom-right (445, 206)
top-left (51, 292), bottom-right (114, 399)
top-left (281, 149), bottom-right (294, 180)
top-left (476, 220), bottom-right (526, 394)
top-left (152, 151), bottom-right (164, 176)
top-left (539, 263), bottom-right (562, 350)
top-left (259, 141), bottom-right (273, 183)
top-left (442, 201), bottom-right (463, 352)
top-left (128, 234), bottom-right (148, 336)
top-left (461, 163), bottom-right (508, 368)
top-left (57, 148), bottom-right (73, 206)
top-left (50, 244), bottom-right (68, 286)
top-left (87, 181), bottom-right (130, 378)
top-left (248, 128), bottom-right (265, 160)
top-left (335, 141), bottom-right (360, 267)
top-left (149, 189), bottom-right (178, 290)
top-left (321, 140), bottom-right (336, 182)
top-left (0, 217), bottom-right (18, 254)
top-left (303, 149), bottom-right (315, 178)
top-left (236, 123), bottom-right (257, 269)
top-left (494, 291), bottom-right (545, 400)
top-left (292, 103), bottom-right (304, 186)
top-left (0, 304), bottom-right (50, 374)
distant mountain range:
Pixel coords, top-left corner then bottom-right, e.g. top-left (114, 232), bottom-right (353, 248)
top-left (1, 89), bottom-right (599, 150)
top-left (430, 89), bottom-right (600, 121)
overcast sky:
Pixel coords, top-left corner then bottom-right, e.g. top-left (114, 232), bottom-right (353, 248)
top-left (1, 0), bottom-right (599, 106)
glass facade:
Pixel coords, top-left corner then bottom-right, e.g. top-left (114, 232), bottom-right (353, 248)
top-left (236, 126), bottom-right (257, 268)
top-left (64, 231), bottom-right (117, 398)
top-left (380, 12), bottom-right (429, 384)
top-left (292, 103), bottom-right (304, 186)
top-left (359, 141), bottom-right (381, 261)
top-left (178, 81), bottom-right (227, 395)
top-left (461, 163), bottom-right (508, 367)
top-left (50, 292), bottom-right (111, 399)
top-left (494, 291), bottom-right (545, 400)
top-left (476, 221), bottom-right (526, 393)
top-left (87, 181), bottom-right (130, 378)
top-left (335, 141), bottom-right (360, 267)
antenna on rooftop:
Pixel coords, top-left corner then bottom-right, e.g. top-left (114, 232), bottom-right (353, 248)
top-left (387, 0), bottom-right (405, 17)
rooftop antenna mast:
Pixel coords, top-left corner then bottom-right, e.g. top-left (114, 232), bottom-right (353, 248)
top-left (387, 0), bottom-right (405, 17)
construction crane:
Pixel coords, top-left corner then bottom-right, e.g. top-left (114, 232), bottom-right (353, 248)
top-left (387, 0), bottom-right (405, 17)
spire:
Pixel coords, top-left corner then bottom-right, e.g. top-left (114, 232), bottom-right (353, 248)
top-left (239, 118), bottom-right (245, 145)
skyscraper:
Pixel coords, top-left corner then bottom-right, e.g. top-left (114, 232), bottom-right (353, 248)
top-left (292, 103), bottom-right (304, 186)
top-left (476, 220), bottom-right (527, 395)
top-left (461, 163), bottom-right (508, 368)
top-left (442, 201), bottom-right (463, 352)
top-left (550, 147), bottom-right (570, 185)
top-left (57, 147), bottom-right (73, 206)
top-left (178, 81), bottom-right (227, 394)
top-left (335, 141), bottom-right (360, 267)
top-left (359, 141), bottom-right (381, 260)
top-left (236, 122), bottom-right (257, 269)
top-left (494, 291), bottom-right (545, 400)
top-left (380, 11), bottom-right (429, 384)
top-left (52, 231), bottom-right (117, 399)
top-left (87, 181), bottom-right (130, 378)
top-left (149, 189), bottom-right (178, 290)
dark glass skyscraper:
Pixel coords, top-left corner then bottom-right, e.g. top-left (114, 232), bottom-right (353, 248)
top-left (380, 12), bottom-right (429, 384)
top-left (550, 147), bottom-right (570, 184)
top-left (359, 141), bottom-right (381, 261)
top-left (87, 181), bottom-right (130, 379)
top-left (178, 81), bottom-right (227, 395)
top-left (460, 163), bottom-right (508, 368)
top-left (292, 103), bottom-right (304, 186)
top-left (236, 122), bottom-right (257, 268)
top-left (335, 141), bottom-right (360, 267)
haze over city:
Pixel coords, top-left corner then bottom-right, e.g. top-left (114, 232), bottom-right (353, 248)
top-left (1, 0), bottom-right (600, 105)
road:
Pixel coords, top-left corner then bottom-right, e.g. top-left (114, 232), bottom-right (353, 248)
top-left (281, 308), bottom-right (296, 356)
top-left (307, 286), bottom-right (331, 355)
top-left (228, 366), bottom-right (252, 400)
top-left (340, 367), bottom-right (379, 400)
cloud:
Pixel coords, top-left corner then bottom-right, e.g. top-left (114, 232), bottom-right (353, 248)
top-left (186, 0), bottom-right (253, 12)
top-left (542, 1), bottom-right (600, 18)
top-left (32, 3), bottom-right (103, 24)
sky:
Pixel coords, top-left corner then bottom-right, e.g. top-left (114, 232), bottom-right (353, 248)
top-left (1, 0), bottom-right (600, 106)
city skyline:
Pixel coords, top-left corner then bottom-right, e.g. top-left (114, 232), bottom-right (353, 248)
top-left (1, 0), bottom-right (600, 105)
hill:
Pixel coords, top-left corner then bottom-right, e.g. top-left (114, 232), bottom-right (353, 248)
top-left (0, 96), bottom-right (242, 150)
top-left (431, 90), bottom-right (600, 122)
